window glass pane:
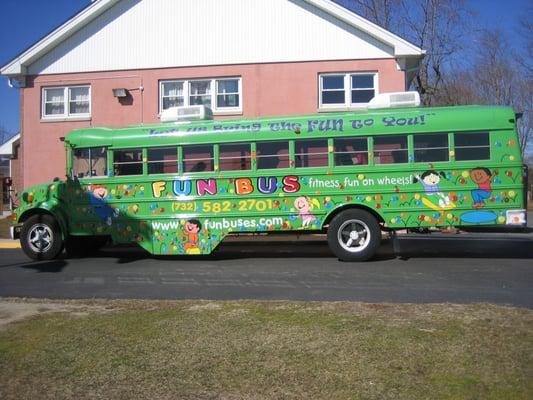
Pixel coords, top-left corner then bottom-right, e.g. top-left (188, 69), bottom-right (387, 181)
top-left (69, 87), bottom-right (90, 114)
top-left (217, 94), bottom-right (239, 108)
top-left (295, 139), bottom-right (329, 168)
top-left (148, 147), bottom-right (178, 174)
top-left (374, 136), bottom-right (408, 164)
top-left (334, 137), bottom-right (368, 166)
top-left (351, 90), bottom-right (375, 104)
top-left (163, 82), bottom-right (183, 97)
top-left (46, 88), bottom-right (64, 102)
top-left (219, 143), bottom-right (251, 171)
top-left (352, 75), bottom-right (374, 88)
top-left (454, 132), bottom-right (490, 161)
top-left (162, 82), bottom-right (184, 110)
top-left (190, 81), bottom-right (212, 107)
top-left (45, 103), bottom-right (64, 115)
top-left (218, 79), bottom-right (238, 93)
top-left (183, 145), bottom-right (214, 172)
top-left (113, 149), bottom-right (143, 176)
top-left (73, 149), bottom-right (90, 178)
top-left (414, 133), bottom-right (449, 162)
top-left (322, 91), bottom-right (345, 104)
top-left (322, 76), bottom-right (344, 90)
top-left (216, 79), bottom-right (240, 108)
top-left (257, 141), bottom-right (289, 169)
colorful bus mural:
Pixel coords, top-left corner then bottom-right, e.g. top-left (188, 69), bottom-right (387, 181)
top-left (11, 95), bottom-right (527, 261)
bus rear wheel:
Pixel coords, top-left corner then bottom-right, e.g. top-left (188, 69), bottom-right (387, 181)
top-left (20, 214), bottom-right (64, 260)
top-left (327, 209), bottom-right (381, 261)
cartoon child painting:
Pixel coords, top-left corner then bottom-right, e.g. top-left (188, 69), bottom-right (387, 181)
top-left (294, 196), bottom-right (320, 228)
top-left (87, 185), bottom-right (119, 226)
top-left (183, 219), bottom-right (202, 254)
top-left (470, 167), bottom-right (496, 208)
top-left (414, 170), bottom-right (451, 208)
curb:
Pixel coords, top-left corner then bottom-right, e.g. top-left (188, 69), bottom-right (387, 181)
top-left (0, 241), bottom-right (21, 249)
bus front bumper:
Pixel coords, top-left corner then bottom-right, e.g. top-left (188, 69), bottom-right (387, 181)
top-left (10, 225), bottom-right (21, 240)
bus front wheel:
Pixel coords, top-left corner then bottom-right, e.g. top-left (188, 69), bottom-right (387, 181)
top-left (20, 214), bottom-right (64, 260)
top-left (327, 209), bottom-right (381, 261)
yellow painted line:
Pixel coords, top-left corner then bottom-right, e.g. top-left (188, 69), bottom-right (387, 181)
top-left (0, 242), bottom-right (21, 249)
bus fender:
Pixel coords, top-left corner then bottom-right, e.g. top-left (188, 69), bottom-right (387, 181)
top-left (322, 203), bottom-right (385, 228)
top-left (17, 203), bottom-right (70, 240)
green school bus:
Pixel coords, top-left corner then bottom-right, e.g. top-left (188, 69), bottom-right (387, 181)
top-left (11, 94), bottom-right (527, 261)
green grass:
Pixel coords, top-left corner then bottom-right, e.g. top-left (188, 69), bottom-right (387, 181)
top-left (0, 300), bottom-right (532, 399)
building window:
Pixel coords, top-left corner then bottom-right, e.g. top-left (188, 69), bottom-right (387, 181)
top-left (319, 73), bottom-right (377, 109)
top-left (42, 86), bottom-right (91, 119)
top-left (160, 78), bottom-right (242, 114)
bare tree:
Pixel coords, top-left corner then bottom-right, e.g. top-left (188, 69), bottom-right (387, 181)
top-left (339, 0), bottom-right (472, 106)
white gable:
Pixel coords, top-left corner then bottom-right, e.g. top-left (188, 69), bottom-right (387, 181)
top-left (25, 0), bottom-right (403, 75)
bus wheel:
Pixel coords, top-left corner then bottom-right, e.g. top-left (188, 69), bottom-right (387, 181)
top-left (20, 214), bottom-right (64, 260)
top-left (327, 209), bottom-right (381, 261)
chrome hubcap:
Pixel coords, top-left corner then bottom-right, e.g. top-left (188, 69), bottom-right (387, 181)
top-left (338, 219), bottom-right (370, 253)
top-left (28, 224), bottom-right (53, 253)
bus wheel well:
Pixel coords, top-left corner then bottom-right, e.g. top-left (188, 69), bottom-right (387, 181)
top-left (323, 204), bottom-right (385, 228)
top-left (19, 209), bottom-right (57, 224)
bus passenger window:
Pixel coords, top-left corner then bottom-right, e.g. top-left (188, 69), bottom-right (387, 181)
top-left (148, 147), bottom-right (178, 174)
top-left (373, 136), bottom-right (408, 164)
top-left (183, 145), bottom-right (214, 173)
top-left (414, 133), bottom-right (449, 162)
top-left (73, 147), bottom-right (107, 178)
top-left (333, 137), bottom-right (368, 166)
top-left (219, 143), bottom-right (251, 171)
top-left (113, 149), bottom-right (143, 176)
top-left (454, 132), bottom-right (490, 161)
top-left (295, 139), bottom-right (329, 168)
top-left (257, 141), bottom-right (289, 169)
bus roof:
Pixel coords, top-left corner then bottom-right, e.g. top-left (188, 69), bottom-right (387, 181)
top-left (65, 105), bottom-right (517, 149)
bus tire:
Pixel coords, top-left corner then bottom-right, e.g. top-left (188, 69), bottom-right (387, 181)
top-left (327, 209), bottom-right (381, 261)
top-left (20, 214), bottom-right (64, 260)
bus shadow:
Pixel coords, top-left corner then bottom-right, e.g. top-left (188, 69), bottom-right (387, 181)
top-left (392, 236), bottom-right (533, 260)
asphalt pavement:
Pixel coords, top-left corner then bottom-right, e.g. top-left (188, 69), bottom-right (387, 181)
top-left (0, 232), bottom-right (532, 307)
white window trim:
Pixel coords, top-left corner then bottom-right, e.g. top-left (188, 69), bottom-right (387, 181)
top-left (41, 85), bottom-right (91, 120)
top-left (159, 77), bottom-right (242, 115)
top-left (318, 72), bottom-right (378, 111)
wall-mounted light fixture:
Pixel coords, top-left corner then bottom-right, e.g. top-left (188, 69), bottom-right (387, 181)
top-left (112, 88), bottom-right (128, 97)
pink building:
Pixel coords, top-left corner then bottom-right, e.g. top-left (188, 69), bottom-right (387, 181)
top-left (1, 0), bottom-right (424, 191)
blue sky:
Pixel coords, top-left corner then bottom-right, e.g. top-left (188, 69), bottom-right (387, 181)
top-left (0, 0), bottom-right (530, 137)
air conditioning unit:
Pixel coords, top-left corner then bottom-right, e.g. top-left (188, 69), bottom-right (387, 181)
top-left (367, 91), bottom-right (421, 109)
top-left (160, 105), bottom-right (214, 123)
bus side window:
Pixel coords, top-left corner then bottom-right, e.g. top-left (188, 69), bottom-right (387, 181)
top-left (454, 132), bottom-right (490, 161)
top-left (148, 147), bottom-right (178, 174)
top-left (373, 135), bottom-right (408, 164)
top-left (219, 143), bottom-right (251, 171)
top-left (413, 133), bottom-right (449, 162)
top-left (113, 149), bottom-right (143, 176)
top-left (295, 139), bottom-right (329, 168)
top-left (183, 145), bottom-right (214, 173)
top-left (333, 137), bottom-right (368, 166)
top-left (73, 147), bottom-right (107, 178)
top-left (257, 141), bottom-right (289, 169)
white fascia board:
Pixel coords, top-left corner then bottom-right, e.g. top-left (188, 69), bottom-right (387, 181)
top-left (0, 0), bottom-right (121, 77)
top-left (304, 0), bottom-right (425, 57)
top-left (0, 134), bottom-right (21, 156)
